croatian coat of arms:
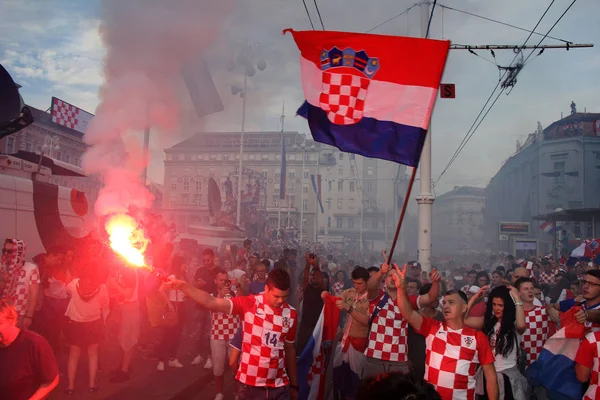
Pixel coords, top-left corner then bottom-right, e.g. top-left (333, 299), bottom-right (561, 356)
top-left (319, 47), bottom-right (380, 125)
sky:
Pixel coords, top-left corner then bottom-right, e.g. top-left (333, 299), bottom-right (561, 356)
top-left (1, 0), bottom-right (599, 198)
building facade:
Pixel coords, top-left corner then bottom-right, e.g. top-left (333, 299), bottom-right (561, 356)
top-left (484, 110), bottom-right (600, 250)
top-left (433, 186), bottom-right (485, 255)
top-left (164, 131), bottom-right (406, 250)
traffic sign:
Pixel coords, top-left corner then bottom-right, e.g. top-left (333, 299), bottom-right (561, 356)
top-left (499, 234), bottom-right (509, 241)
top-left (440, 84), bottom-right (455, 99)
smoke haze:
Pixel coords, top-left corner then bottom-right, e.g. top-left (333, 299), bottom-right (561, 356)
top-left (82, 0), bottom-right (232, 216)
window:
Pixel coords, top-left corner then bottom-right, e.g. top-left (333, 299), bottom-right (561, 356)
top-left (336, 218), bottom-right (342, 228)
top-left (181, 194), bottom-right (189, 206)
top-left (348, 218), bottom-right (354, 229)
top-left (210, 154), bottom-right (217, 160)
top-left (194, 194), bottom-right (202, 205)
top-left (183, 177), bottom-right (189, 191)
top-left (304, 171), bottom-right (309, 178)
top-left (170, 197), bottom-right (177, 206)
top-left (249, 154), bottom-right (255, 160)
top-left (273, 196), bottom-right (279, 207)
top-left (289, 196), bottom-right (295, 207)
top-left (339, 167), bottom-right (343, 175)
top-left (172, 154), bottom-right (180, 161)
top-left (185, 154), bottom-right (191, 161)
top-left (235, 154), bottom-right (241, 160)
top-left (337, 199), bottom-right (342, 209)
top-left (275, 172), bottom-right (281, 179)
top-left (367, 182), bottom-right (373, 192)
top-left (328, 181), bottom-right (332, 192)
top-left (275, 154), bottom-right (281, 161)
top-left (171, 183), bottom-right (177, 190)
top-left (338, 180), bottom-right (343, 192)
top-left (196, 180), bottom-right (201, 192)
top-left (338, 153), bottom-right (344, 160)
top-left (222, 154), bottom-right (229, 161)
top-left (55, 151), bottom-right (62, 160)
top-left (262, 169), bottom-right (268, 178)
top-left (25, 142), bottom-right (32, 152)
top-left (372, 220), bottom-right (378, 229)
top-left (262, 154), bottom-right (269, 161)
top-left (350, 182), bottom-right (355, 192)
top-left (304, 153), bottom-right (309, 162)
top-left (349, 199), bottom-right (354, 208)
top-left (363, 220), bottom-right (368, 229)
top-left (288, 170), bottom-right (296, 178)
top-left (367, 167), bottom-right (374, 176)
top-left (328, 216), bottom-right (331, 228)
top-left (65, 154), bottom-right (71, 164)
top-left (303, 184), bottom-right (309, 193)
top-left (326, 198), bottom-right (331, 209)
top-left (290, 154), bottom-right (296, 161)
top-left (303, 199), bottom-right (308, 211)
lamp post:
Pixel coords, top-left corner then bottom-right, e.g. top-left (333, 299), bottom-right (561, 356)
top-left (292, 135), bottom-right (315, 243)
top-left (230, 47), bottom-right (267, 227)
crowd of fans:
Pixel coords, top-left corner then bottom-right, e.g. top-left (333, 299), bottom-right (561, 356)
top-left (2, 234), bottom-right (600, 400)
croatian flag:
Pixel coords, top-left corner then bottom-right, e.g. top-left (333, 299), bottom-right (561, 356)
top-left (540, 221), bottom-right (563, 233)
top-left (298, 295), bottom-right (340, 400)
top-left (571, 239), bottom-right (600, 258)
top-left (285, 29), bottom-right (450, 167)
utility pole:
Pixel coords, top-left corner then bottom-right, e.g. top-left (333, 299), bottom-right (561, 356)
top-left (416, 0), bottom-right (434, 272)
top-left (314, 145), bottom-right (320, 242)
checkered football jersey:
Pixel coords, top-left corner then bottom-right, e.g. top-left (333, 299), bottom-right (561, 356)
top-left (522, 306), bottom-right (550, 365)
top-left (365, 295), bottom-right (419, 362)
top-left (575, 330), bottom-right (600, 400)
top-left (417, 316), bottom-right (495, 400)
top-left (2, 262), bottom-right (40, 316)
top-left (538, 271), bottom-right (556, 284)
top-left (229, 294), bottom-right (297, 388)
top-left (211, 293), bottom-right (240, 341)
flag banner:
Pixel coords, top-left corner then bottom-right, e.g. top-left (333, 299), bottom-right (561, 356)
top-left (311, 174), bottom-right (325, 213)
top-left (181, 55), bottom-right (224, 118)
top-left (280, 134), bottom-right (287, 200)
top-left (51, 97), bottom-right (94, 134)
top-left (571, 239), bottom-right (600, 258)
top-left (285, 29), bottom-right (450, 167)
top-left (539, 221), bottom-right (563, 234)
top-left (298, 295), bottom-right (340, 400)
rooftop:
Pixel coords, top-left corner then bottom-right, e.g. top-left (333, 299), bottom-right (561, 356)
top-left (437, 186), bottom-right (485, 201)
top-left (167, 131), bottom-right (319, 151)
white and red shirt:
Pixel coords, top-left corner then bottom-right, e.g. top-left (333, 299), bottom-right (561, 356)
top-left (365, 294), bottom-right (419, 362)
top-left (332, 281), bottom-right (345, 296)
top-left (2, 262), bottom-right (40, 316)
top-left (575, 330), bottom-right (600, 400)
top-left (522, 306), bottom-right (551, 365)
top-left (538, 271), bottom-right (556, 285)
top-left (417, 317), bottom-right (495, 400)
top-left (211, 293), bottom-right (240, 341)
top-left (229, 294), bottom-right (297, 388)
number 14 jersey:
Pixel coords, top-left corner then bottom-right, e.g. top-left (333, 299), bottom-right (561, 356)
top-left (229, 294), bottom-right (297, 387)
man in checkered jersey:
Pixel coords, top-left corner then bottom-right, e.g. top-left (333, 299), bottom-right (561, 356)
top-left (514, 277), bottom-right (553, 366)
top-left (210, 268), bottom-right (241, 400)
top-left (393, 263), bottom-right (499, 400)
top-left (0, 239), bottom-right (40, 330)
top-left (169, 268), bottom-right (298, 400)
top-left (575, 329), bottom-right (600, 400)
top-left (362, 259), bottom-right (441, 379)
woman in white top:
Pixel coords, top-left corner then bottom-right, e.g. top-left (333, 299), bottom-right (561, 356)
top-left (156, 255), bottom-right (188, 371)
top-left (64, 266), bottom-right (109, 395)
top-left (482, 285), bottom-right (527, 400)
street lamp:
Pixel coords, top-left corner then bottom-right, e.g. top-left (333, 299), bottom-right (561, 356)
top-left (231, 46), bottom-right (267, 227)
top-left (292, 135), bottom-right (315, 243)
top-left (42, 135), bottom-right (60, 159)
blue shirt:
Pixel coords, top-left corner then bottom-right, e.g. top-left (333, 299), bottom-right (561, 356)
top-left (249, 281), bottom-right (266, 295)
top-left (559, 298), bottom-right (600, 312)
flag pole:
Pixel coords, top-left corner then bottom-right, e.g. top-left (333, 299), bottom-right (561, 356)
top-left (386, 165), bottom-right (418, 265)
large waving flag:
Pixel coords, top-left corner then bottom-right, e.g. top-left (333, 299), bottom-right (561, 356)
top-left (527, 307), bottom-right (596, 400)
top-left (285, 29), bottom-right (450, 167)
top-left (298, 294), bottom-right (340, 400)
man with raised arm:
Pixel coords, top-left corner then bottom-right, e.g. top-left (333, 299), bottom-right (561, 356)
top-left (392, 264), bottom-right (499, 400)
top-left (168, 268), bottom-right (298, 400)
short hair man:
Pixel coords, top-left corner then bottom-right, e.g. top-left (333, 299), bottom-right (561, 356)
top-left (0, 300), bottom-right (59, 399)
top-left (547, 270), bottom-right (600, 325)
top-left (393, 265), bottom-right (498, 400)
top-left (515, 277), bottom-right (552, 366)
top-left (169, 268), bottom-right (298, 400)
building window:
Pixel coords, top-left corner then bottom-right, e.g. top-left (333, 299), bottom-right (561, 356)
top-left (303, 184), bottom-right (309, 193)
top-left (367, 167), bottom-right (374, 176)
top-left (262, 154), bottom-right (269, 161)
top-left (349, 199), bottom-right (354, 208)
top-left (372, 220), bottom-right (378, 229)
top-left (182, 194), bottom-right (189, 206)
top-left (337, 199), bottom-right (342, 209)
top-left (328, 181), bottom-right (332, 192)
top-left (336, 217), bottom-right (343, 228)
top-left (363, 220), bottom-right (368, 229)
top-left (303, 199), bottom-right (308, 211)
top-left (339, 167), bottom-right (343, 175)
top-left (170, 197), bottom-right (177, 206)
top-left (275, 154), bottom-right (281, 161)
top-left (185, 154), bottom-right (191, 161)
top-left (288, 170), bottom-right (296, 178)
top-left (171, 183), bottom-right (177, 190)
top-left (196, 180), bottom-right (201, 192)
top-left (273, 196), bottom-right (279, 207)
top-left (210, 154), bottom-right (217, 160)
top-left (194, 194), bottom-right (202, 205)
top-left (348, 218), bottom-right (354, 229)
top-left (304, 171), bottom-right (309, 178)
top-left (338, 180), bottom-right (343, 192)
top-left (289, 154), bottom-right (296, 161)
top-left (183, 177), bottom-right (189, 191)
top-left (326, 198), bottom-right (331, 209)
top-left (65, 154), bottom-right (71, 164)
top-left (235, 154), bottom-right (240, 160)
top-left (338, 153), bottom-right (344, 160)
top-left (172, 154), bottom-right (180, 161)
top-left (350, 181), bottom-right (355, 192)
top-left (223, 154), bottom-right (229, 161)
top-left (55, 151), bottom-right (62, 160)
top-left (367, 182), bottom-right (373, 192)
top-left (289, 196), bottom-right (295, 207)
top-left (249, 154), bottom-right (255, 160)
top-left (25, 142), bottom-right (32, 152)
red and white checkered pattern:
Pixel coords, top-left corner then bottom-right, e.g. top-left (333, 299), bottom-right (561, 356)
top-left (460, 285), bottom-right (471, 293)
top-left (230, 294), bottom-right (297, 388)
top-left (319, 71), bottom-right (369, 125)
top-left (522, 306), bottom-right (550, 365)
top-left (420, 317), bottom-right (494, 400)
top-left (538, 271), bottom-right (556, 285)
top-left (577, 330), bottom-right (600, 400)
top-left (211, 294), bottom-right (240, 341)
top-left (3, 262), bottom-right (40, 316)
top-left (332, 281), bottom-right (345, 296)
top-left (307, 352), bottom-right (323, 385)
top-left (51, 97), bottom-right (93, 133)
top-left (365, 297), bottom-right (409, 362)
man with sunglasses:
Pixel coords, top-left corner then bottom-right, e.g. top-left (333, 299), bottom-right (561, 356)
top-left (0, 239), bottom-right (40, 330)
top-left (546, 270), bottom-right (600, 324)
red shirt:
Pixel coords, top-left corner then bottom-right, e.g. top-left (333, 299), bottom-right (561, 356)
top-left (575, 330), bottom-right (600, 400)
top-left (417, 317), bottom-right (495, 400)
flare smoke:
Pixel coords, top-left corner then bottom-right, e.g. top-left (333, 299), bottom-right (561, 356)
top-left (82, 0), bottom-right (231, 217)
